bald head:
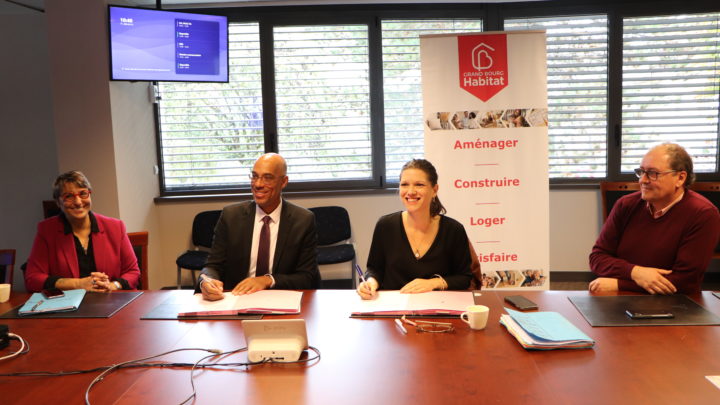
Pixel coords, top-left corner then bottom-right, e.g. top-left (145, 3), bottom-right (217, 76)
top-left (255, 153), bottom-right (287, 176)
top-left (251, 153), bottom-right (289, 213)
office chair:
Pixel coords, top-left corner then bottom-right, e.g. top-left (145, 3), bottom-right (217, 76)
top-left (175, 210), bottom-right (221, 289)
top-left (599, 181), bottom-right (640, 222)
top-left (308, 206), bottom-right (356, 289)
top-left (0, 249), bottom-right (16, 285)
top-left (128, 231), bottom-right (149, 290)
top-left (17, 201), bottom-right (61, 276)
top-left (42, 200), bottom-right (61, 219)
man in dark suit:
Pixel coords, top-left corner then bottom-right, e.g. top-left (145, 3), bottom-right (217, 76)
top-left (199, 153), bottom-right (320, 300)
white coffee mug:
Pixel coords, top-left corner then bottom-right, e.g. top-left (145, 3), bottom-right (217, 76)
top-left (0, 283), bottom-right (11, 303)
top-left (460, 305), bottom-right (489, 330)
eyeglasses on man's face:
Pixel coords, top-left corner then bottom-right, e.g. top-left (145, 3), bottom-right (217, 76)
top-left (634, 168), bottom-right (678, 181)
top-left (248, 173), bottom-right (277, 184)
top-left (60, 189), bottom-right (91, 203)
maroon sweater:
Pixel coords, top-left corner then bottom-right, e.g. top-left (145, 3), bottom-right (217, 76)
top-left (590, 190), bottom-right (720, 294)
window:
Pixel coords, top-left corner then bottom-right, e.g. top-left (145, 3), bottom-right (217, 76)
top-left (153, 4), bottom-right (720, 195)
top-left (274, 25), bottom-right (372, 183)
top-left (381, 19), bottom-right (483, 182)
top-left (158, 23), bottom-right (262, 190)
top-left (621, 13), bottom-right (720, 173)
top-left (505, 15), bottom-right (609, 179)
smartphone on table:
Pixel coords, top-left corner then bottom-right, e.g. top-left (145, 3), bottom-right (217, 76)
top-left (41, 288), bottom-right (65, 299)
top-left (504, 295), bottom-right (538, 310)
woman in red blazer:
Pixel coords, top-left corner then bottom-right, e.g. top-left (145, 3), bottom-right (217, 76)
top-left (24, 171), bottom-right (140, 293)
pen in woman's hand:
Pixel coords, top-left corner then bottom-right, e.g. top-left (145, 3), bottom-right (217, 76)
top-left (354, 264), bottom-right (367, 286)
top-left (355, 264), bottom-right (376, 298)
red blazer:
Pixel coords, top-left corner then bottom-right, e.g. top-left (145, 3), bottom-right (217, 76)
top-left (25, 213), bottom-right (140, 292)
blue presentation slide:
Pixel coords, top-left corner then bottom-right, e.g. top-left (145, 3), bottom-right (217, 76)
top-left (109, 7), bottom-right (227, 82)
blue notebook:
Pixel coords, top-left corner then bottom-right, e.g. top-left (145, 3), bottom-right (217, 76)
top-left (500, 308), bottom-right (595, 350)
top-left (18, 289), bottom-right (87, 316)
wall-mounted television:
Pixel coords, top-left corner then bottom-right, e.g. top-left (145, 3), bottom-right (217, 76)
top-left (108, 5), bottom-right (228, 82)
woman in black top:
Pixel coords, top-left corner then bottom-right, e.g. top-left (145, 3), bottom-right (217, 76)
top-left (357, 159), bottom-right (472, 299)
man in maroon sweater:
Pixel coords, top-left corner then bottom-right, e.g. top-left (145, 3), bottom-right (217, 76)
top-left (589, 143), bottom-right (720, 294)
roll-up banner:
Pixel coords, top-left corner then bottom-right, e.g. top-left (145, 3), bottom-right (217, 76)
top-left (421, 31), bottom-right (549, 290)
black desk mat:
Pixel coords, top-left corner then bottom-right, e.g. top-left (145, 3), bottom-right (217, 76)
top-left (0, 291), bottom-right (143, 319)
top-left (569, 294), bottom-right (720, 327)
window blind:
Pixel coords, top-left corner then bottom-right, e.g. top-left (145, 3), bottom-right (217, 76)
top-left (505, 15), bottom-right (609, 179)
top-left (621, 13), bottom-right (720, 173)
top-left (381, 19), bottom-right (483, 182)
top-left (273, 25), bottom-right (372, 182)
top-left (158, 23), bottom-right (263, 190)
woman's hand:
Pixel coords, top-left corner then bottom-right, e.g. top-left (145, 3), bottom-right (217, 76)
top-left (400, 277), bottom-right (445, 294)
top-left (356, 277), bottom-right (379, 300)
top-left (89, 272), bottom-right (114, 292)
top-left (56, 274), bottom-right (108, 291)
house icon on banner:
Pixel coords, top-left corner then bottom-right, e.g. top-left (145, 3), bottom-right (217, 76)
top-left (471, 43), bottom-right (495, 71)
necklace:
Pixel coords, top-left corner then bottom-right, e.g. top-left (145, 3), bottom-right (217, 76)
top-left (403, 212), bottom-right (438, 259)
top-left (408, 227), bottom-right (430, 259)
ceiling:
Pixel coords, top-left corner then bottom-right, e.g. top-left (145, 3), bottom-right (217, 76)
top-left (2, 0), bottom-right (535, 14)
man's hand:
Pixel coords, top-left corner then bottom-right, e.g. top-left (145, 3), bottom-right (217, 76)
top-left (232, 276), bottom-right (272, 295)
top-left (200, 276), bottom-right (225, 301)
top-left (588, 277), bottom-right (619, 293)
top-left (631, 266), bottom-right (676, 295)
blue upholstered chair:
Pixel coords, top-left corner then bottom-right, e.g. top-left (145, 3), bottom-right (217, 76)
top-left (309, 206), bottom-right (356, 289)
top-left (175, 210), bottom-right (221, 289)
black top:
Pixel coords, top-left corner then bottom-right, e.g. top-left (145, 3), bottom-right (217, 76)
top-left (365, 212), bottom-right (472, 290)
top-left (44, 212), bottom-right (129, 290)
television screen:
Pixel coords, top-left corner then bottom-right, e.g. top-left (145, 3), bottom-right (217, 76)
top-left (109, 6), bottom-right (228, 82)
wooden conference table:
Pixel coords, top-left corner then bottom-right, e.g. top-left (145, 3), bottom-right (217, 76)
top-left (1, 290), bottom-right (720, 404)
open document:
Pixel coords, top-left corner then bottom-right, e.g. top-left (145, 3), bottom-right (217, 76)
top-left (177, 290), bottom-right (303, 317)
top-left (351, 291), bottom-right (474, 317)
top-left (500, 308), bottom-right (595, 350)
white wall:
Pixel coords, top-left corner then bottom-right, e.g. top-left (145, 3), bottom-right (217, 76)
top-left (45, 0), bottom-right (121, 218)
top-left (109, 81), bottom-right (163, 286)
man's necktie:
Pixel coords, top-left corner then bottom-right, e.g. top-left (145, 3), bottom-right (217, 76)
top-left (256, 216), bottom-right (271, 276)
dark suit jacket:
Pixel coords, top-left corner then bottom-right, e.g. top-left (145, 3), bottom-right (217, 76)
top-left (24, 213), bottom-right (140, 292)
top-left (200, 199), bottom-right (320, 289)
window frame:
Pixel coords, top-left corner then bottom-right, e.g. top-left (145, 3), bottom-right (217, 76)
top-left (155, 1), bottom-right (720, 198)
top-left (498, 0), bottom-right (720, 185)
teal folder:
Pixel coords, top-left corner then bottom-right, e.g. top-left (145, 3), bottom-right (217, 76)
top-left (18, 289), bottom-right (87, 316)
top-left (500, 308), bottom-right (595, 350)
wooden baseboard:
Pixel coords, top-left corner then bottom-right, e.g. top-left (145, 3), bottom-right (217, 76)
top-left (550, 271), bottom-right (595, 283)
